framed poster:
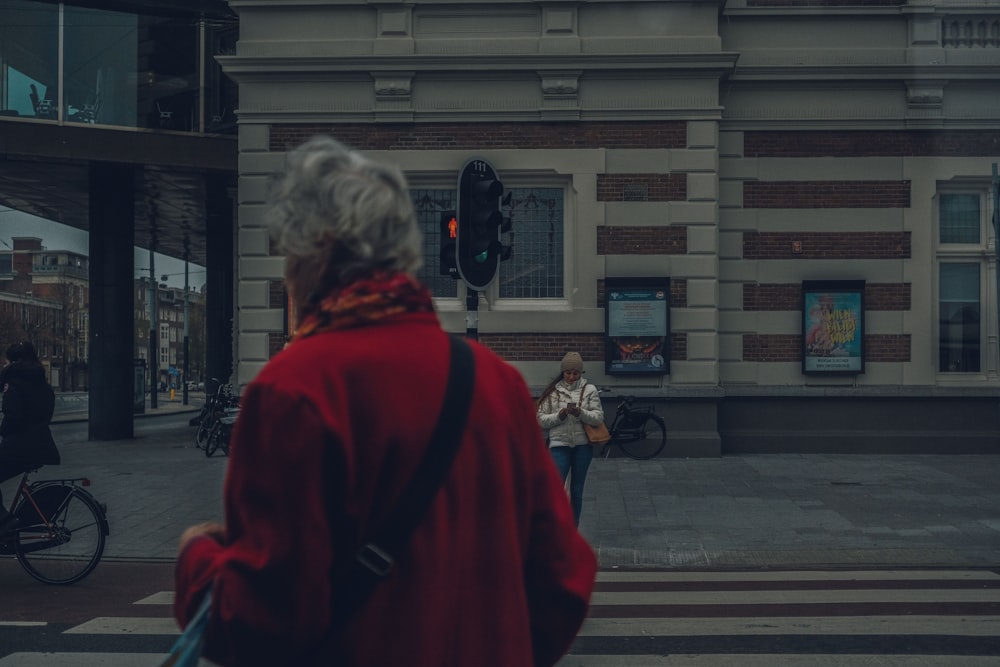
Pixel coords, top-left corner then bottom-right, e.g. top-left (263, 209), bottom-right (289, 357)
top-left (802, 280), bottom-right (865, 375)
top-left (605, 277), bottom-right (670, 375)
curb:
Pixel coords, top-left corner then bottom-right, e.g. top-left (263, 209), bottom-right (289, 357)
top-left (593, 546), bottom-right (1000, 570)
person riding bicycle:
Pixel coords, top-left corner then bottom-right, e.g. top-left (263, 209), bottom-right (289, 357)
top-left (0, 341), bottom-right (60, 533)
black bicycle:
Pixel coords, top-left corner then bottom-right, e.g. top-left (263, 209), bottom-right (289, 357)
top-left (194, 380), bottom-right (237, 451)
top-left (205, 405), bottom-right (239, 458)
top-left (0, 469), bottom-right (109, 584)
top-left (599, 395), bottom-right (666, 460)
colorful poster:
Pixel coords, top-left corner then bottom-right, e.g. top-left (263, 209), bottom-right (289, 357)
top-left (605, 278), bottom-right (670, 375)
top-left (802, 281), bottom-right (865, 374)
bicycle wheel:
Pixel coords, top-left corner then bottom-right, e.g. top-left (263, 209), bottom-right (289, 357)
top-left (14, 486), bottom-right (107, 585)
top-left (205, 423), bottom-right (222, 457)
top-left (618, 414), bottom-right (666, 460)
top-left (195, 416), bottom-right (212, 449)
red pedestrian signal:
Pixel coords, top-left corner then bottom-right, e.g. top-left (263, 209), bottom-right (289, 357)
top-left (439, 210), bottom-right (458, 278)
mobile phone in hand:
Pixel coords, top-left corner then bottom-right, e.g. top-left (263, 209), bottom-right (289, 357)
top-left (567, 402), bottom-right (577, 408)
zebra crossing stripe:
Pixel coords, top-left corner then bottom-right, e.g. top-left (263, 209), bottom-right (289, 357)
top-left (60, 590), bottom-right (178, 636)
top-left (134, 592), bottom-right (174, 605)
top-left (63, 617), bottom-right (180, 635)
top-left (0, 653), bottom-right (169, 666)
top-left (562, 569), bottom-right (1000, 664)
top-left (556, 655), bottom-right (1000, 666)
top-left (579, 614), bottom-right (1000, 636)
top-left (595, 569), bottom-right (1000, 583)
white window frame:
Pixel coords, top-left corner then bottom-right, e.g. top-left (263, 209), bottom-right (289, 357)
top-left (408, 173), bottom-right (574, 312)
top-left (490, 176), bottom-right (573, 312)
top-left (934, 187), bottom-right (990, 379)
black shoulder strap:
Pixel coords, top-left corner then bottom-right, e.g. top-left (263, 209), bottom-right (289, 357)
top-left (336, 334), bottom-right (475, 623)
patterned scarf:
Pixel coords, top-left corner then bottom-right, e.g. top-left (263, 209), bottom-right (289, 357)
top-left (291, 271), bottom-right (435, 342)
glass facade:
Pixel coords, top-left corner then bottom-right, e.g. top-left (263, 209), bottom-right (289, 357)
top-left (0, 0), bottom-right (237, 133)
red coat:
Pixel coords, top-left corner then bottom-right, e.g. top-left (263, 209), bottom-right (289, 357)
top-left (174, 312), bottom-right (597, 666)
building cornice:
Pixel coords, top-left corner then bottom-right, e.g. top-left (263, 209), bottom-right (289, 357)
top-left (218, 52), bottom-right (741, 79)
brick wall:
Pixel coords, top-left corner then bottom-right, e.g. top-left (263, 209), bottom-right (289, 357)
top-left (270, 121), bottom-right (686, 152)
top-left (269, 281), bottom-right (285, 309)
top-left (745, 130), bottom-right (1000, 158)
top-left (743, 232), bottom-right (910, 260)
top-left (597, 226), bottom-right (687, 255)
top-left (865, 335), bottom-right (911, 362)
top-left (743, 334), bottom-right (911, 362)
top-left (268, 333), bottom-right (286, 358)
top-left (480, 334), bottom-right (604, 363)
top-left (744, 282), bottom-right (911, 311)
top-left (477, 332), bottom-right (688, 363)
top-left (596, 174), bottom-right (686, 202)
top-left (744, 181), bottom-right (910, 209)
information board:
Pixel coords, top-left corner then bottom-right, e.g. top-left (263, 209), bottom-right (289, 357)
top-left (605, 277), bottom-right (670, 375)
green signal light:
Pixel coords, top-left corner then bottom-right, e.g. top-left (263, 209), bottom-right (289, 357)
top-left (474, 250), bottom-right (489, 263)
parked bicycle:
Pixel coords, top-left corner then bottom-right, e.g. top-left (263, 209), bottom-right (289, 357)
top-left (205, 404), bottom-right (239, 458)
top-left (0, 468), bottom-right (109, 584)
top-left (194, 380), bottom-right (238, 451)
top-left (598, 394), bottom-right (666, 460)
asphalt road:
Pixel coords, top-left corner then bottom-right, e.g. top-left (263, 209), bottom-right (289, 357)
top-left (0, 560), bottom-right (176, 659)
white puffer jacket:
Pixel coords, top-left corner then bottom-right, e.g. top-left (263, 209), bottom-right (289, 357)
top-left (537, 379), bottom-right (604, 448)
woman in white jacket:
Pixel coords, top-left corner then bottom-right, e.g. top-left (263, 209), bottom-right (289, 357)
top-left (536, 352), bottom-right (604, 525)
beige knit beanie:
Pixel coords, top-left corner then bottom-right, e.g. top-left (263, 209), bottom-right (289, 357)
top-left (560, 351), bottom-right (584, 373)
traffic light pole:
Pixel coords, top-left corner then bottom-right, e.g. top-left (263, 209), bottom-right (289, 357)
top-left (466, 290), bottom-right (479, 341)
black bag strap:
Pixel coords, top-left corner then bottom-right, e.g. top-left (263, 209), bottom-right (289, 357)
top-left (335, 334), bottom-right (475, 623)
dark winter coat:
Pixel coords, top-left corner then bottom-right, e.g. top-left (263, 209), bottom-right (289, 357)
top-left (0, 361), bottom-right (60, 466)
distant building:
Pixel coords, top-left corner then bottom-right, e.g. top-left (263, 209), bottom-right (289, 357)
top-left (0, 237), bottom-right (88, 390)
top-left (134, 276), bottom-right (206, 392)
top-left (0, 237), bottom-right (206, 393)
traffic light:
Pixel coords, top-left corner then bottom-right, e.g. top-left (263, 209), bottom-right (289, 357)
top-left (439, 210), bottom-right (458, 278)
top-left (457, 158), bottom-right (507, 290)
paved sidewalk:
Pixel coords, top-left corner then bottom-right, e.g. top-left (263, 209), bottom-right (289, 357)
top-left (581, 453), bottom-right (1000, 569)
top-left (27, 412), bottom-right (1000, 569)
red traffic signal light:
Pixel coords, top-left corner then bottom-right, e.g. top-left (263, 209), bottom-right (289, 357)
top-left (439, 210), bottom-right (458, 278)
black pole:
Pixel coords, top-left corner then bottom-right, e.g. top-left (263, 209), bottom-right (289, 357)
top-left (992, 163), bottom-right (999, 374)
top-left (182, 240), bottom-right (190, 405)
top-left (148, 243), bottom-right (158, 409)
top-left (466, 290), bottom-right (479, 341)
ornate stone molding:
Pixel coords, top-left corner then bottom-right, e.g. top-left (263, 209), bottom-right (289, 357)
top-left (540, 70), bottom-right (581, 99)
top-left (374, 72), bottom-right (414, 102)
top-left (906, 79), bottom-right (946, 110)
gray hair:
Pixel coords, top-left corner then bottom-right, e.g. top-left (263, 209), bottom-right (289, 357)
top-left (267, 135), bottom-right (423, 306)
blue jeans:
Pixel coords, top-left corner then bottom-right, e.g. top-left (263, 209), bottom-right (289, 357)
top-left (549, 445), bottom-right (592, 526)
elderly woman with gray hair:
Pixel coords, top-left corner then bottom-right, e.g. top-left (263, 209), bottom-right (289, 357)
top-left (173, 136), bottom-right (596, 667)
